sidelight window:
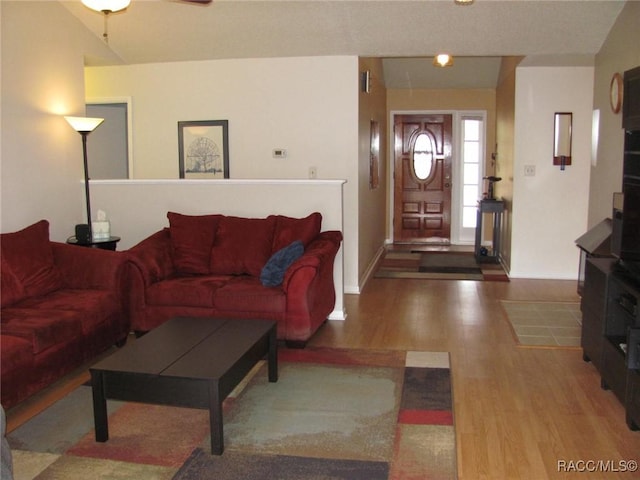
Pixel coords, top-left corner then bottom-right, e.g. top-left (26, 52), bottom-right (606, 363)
top-left (461, 117), bottom-right (483, 229)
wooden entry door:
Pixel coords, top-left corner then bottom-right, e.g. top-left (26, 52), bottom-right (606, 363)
top-left (393, 114), bottom-right (453, 243)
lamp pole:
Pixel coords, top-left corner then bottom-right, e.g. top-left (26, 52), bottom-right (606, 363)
top-left (80, 131), bottom-right (93, 240)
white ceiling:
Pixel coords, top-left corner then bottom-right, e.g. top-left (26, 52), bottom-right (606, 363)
top-left (60, 0), bottom-right (626, 89)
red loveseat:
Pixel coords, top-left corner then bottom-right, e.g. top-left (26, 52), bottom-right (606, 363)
top-left (0, 221), bottom-right (131, 409)
top-left (127, 212), bottom-right (342, 346)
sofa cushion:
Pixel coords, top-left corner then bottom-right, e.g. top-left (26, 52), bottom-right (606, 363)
top-left (15, 289), bottom-right (121, 335)
top-left (129, 229), bottom-right (175, 284)
top-left (214, 277), bottom-right (286, 313)
top-left (1, 256), bottom-right (26, 307)
top-left (1, 220), bottom-right (61, 298)
top-left (210, 216), bottom-right (276, 276)
top-left (167, 212), bottom-right (222, 275)
top-left (0, 335), bottom-right (32, 375)
top-left (1, 309), bottom-right (83, 354)
top-left (271, 212), bottom-right (322, 252)
top-left (260, 240), bottom-right (305, 287)
top-left (146, 276), bottom-right (229, 307)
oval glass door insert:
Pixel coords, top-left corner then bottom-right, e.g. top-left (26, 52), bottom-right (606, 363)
top-left (412, 132), bottom-right (435, 181)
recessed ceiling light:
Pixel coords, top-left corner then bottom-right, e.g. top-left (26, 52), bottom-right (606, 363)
top-left (433, 54), bottom-right (454, 67)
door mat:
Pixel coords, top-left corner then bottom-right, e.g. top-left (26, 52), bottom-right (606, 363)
top-left (375, 251), bottom-right (509, 282)
top-left (501, 300), bottom-right (582, 348)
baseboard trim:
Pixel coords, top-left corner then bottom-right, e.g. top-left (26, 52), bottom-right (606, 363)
top-left (328, 308), bottom-right (347, 321)
top-left (356, 245), bottom-right (386, 293)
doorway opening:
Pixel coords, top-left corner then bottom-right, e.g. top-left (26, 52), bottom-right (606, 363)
top-left (86, 98), bottom-right (133, 179)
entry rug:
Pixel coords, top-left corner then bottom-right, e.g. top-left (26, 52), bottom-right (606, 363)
top-left (7, 348), bottom-right (457, 480)
top-left (501, 300), bottom-right (582, 348)
top-left (375, 251), bottom-right (509, 282)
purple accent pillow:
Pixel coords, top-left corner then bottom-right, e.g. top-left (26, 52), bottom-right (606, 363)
top-left (260, 240), bottom-right (304, 287)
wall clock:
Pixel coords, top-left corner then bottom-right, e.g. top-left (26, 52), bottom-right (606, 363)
top-left (610, 72), bottom-right (623, 114)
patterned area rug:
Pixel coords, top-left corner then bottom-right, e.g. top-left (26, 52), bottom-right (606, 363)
top-left (375, 251), bottom-right (509, 282)
top-left (501, 300), bottom-right (582, 348)
top-left (7, 348), bottom-right (457, 480)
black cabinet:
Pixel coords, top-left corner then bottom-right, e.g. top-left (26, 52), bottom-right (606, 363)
top-left (581, 258), bottom-right (615, 373)
top-left (581, 259), bottom-right (640, 430)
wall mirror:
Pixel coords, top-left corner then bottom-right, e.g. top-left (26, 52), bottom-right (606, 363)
top-left (553, 112), bottom-right (572, 170)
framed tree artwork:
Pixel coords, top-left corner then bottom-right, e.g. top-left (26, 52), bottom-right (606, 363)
top-left (178, 120), bottom-right (229, 179)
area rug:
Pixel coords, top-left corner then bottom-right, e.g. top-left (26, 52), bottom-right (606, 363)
top-left (501, 300), bottom-right (582, 348)
top-left (375, 251), bottom-right (509, 282)
top-left (7, 348), bottom-right (457, 480)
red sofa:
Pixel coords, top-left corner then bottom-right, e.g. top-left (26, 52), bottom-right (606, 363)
top-left (127, 212), bottom-right (342, 346)
top-left (1, 221), bottom-right (131, 409)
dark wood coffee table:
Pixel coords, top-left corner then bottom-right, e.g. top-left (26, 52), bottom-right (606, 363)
top-left (89, 316), bottom-right (277, 455)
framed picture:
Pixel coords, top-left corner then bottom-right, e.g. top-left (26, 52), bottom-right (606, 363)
top-left (178, 120), bottom-right (229, 179)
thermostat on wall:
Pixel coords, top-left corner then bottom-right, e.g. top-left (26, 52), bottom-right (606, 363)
top-left (272, 149), bottom-right (287, 158)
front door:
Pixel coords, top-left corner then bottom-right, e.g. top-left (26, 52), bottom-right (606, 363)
top-left (393, 114), bottom-right (453, 243)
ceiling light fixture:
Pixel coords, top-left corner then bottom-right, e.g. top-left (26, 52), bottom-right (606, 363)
top-left (433, 54), bottom-right (454, 67)
top-left (454, 0), bottom-right (475, 5)
top-left (81, 0), bottom-right (131, 13)
top-left (81, 0), bottom-right (131, 43)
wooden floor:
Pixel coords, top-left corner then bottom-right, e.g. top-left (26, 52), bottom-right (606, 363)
top-left (7, 273), bottom-right (640, 479)
top-left (310, 276), bottom-right (640, 479)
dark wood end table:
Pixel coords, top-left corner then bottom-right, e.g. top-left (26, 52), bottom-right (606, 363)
top-left (67, 235), bottom-right (121, 251)
top-left (89, 317), bottom-right (278, 455)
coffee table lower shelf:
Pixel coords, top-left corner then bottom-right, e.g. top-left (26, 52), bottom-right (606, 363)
top-left (89, 317), bottom-right (278, 455)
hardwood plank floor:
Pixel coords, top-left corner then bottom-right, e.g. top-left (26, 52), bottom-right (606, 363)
top-left (6, 276), bottom-right (640, 479)
top-left (310, 277), bottom-right (640, 479)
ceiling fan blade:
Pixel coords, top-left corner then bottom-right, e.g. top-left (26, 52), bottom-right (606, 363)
top-left (180, 0), bottom-right (212, 3)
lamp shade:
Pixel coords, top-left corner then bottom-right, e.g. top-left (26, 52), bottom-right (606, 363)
top-left (81, 0), bottom-right (131, 13)
top-left (64, 116), bottom-right (104, 133)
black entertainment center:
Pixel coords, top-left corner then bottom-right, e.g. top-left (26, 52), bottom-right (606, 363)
top-left (581, 66), bottom-right (640, 431)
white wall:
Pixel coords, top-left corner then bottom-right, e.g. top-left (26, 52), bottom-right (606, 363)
top-left (511, 66), bottom-right (594, 279)
top-left (85, 56), bottom-right (362, 293)
top-left (0, 1), bottom-right (120, 240)
top-left (90, 179), bottom-right (346, 319)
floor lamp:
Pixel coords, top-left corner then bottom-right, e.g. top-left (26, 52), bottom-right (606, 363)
top-left (64, 116), bottom-right (104, 243)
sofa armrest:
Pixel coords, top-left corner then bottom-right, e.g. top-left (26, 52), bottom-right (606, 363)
top-left (51, 242), bottom-right (128, 291)
top-left (282, 231), bottom-right (343, 292)
top-left (126, 228), bottom-right (175, 287)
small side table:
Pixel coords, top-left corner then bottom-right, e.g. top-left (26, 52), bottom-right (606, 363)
top-left (475, 199), bottom-right (505, 264)
top-left (67, 236), bottom-right (121, 251)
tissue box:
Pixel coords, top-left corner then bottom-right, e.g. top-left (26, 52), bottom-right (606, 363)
top-left (92, 221), bottom-right (110, 240)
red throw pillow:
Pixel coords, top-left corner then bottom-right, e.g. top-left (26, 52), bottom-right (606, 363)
top-left (271, 212), bottom-right (322, 252)
top-left (210, 216), bottom-right (276, 276)
top-left (167, 212), bottom-right (222, 275)
top-left (0, 220), bottom-right (61, 298)
top-left (0, 256), bottom-right (25, 307)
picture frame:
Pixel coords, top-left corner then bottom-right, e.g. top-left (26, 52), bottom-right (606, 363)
top-left (178, 120), bottom-right (229, 179)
